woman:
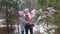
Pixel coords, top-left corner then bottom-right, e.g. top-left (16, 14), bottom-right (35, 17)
top-left (18, 11), bottom-right (29, 34)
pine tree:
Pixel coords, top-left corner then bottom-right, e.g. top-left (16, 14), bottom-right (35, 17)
top-left (0, 0), bottom-right (21, 34)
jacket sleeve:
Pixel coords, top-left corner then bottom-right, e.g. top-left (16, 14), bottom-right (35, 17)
top-left (19, 17), bottom-right (29, 24)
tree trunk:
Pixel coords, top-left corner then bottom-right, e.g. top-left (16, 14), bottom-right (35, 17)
top-left (11, 24), bottom-right (13, 34)
top-left (17, 22), bottom-right (19, 34)
top-left (58, 24), bottom-right (60, 30)
top-left (6, 1), bottom-right (9, 34)
top-left (47, 22), bottom-right (48, 27)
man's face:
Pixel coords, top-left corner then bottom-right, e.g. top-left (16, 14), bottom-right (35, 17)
top-left (24, 10), bottom-right (28, 14)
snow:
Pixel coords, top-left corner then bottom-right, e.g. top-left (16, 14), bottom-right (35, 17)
top-left (0, 23), bottom-right (58, 34)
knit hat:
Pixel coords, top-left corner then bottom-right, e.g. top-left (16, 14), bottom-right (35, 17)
top-left (24, 8), bottom-right (29, 12)
top-left (18, 11), bottom-right (24, 16)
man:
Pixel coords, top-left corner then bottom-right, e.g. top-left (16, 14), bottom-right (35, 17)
top-left (24, 8), bottom-right (34, 34)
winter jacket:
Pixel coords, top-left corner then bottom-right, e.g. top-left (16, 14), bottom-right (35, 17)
top-left (19, 17), bottom-right (29, 30)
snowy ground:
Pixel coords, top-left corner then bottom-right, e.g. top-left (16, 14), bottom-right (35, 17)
top-left (13, 23), bottom-right (58, 34)
top-left (0, 23), bottom-right (58, 34)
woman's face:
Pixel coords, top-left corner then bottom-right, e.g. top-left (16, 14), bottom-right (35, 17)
top-left (20, 13), bottom-right (24, 18)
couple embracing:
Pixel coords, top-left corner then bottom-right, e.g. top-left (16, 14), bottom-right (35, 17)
top-left (19, 8), bottom-right (36, 34)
